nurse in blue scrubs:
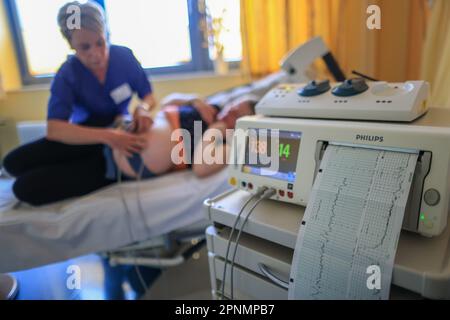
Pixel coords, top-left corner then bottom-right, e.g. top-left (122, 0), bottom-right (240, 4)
top-left (4, 1), bottom-right (156, 205)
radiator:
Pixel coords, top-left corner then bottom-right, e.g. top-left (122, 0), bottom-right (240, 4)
top-left (0, 120), bottom-right (46, 163)
top-left (15, 121), bottom-right (47, 145)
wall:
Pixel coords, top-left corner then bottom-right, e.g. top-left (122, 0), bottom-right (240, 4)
top-left (0, 72), bottom-right (248, 122)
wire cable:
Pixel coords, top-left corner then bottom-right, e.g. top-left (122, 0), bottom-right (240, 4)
top-left (117, 167), bottom-right (136, 244)
top-left (219, 194), bottom-right (256, 299)
top-left (116, 158), bottom-right (150, 295)
top-left (135, 161), bottom-right (150, 235)
top-left (220, 187), bottom-right (267, 300)
top-left (133, 160), bottom-right (163, 296)
top-left (113, 119), bottom-right (161, 297)
top-left (229, 188), bottom-right (276, 299)
top-left (351, 70), bottom-right (379, 82)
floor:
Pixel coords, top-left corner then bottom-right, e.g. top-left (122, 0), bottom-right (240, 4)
top-left (10, 247), bottom-right (213, 300)
top-left (144, 247), bottom-right (212, 300)
top-left (12, 255), bottom-right (110, 300)
top-left (7, 249), bottom-right (425, 300)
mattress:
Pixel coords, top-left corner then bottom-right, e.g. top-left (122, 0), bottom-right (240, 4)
top-left (0, 169), bottom-right (229, 273)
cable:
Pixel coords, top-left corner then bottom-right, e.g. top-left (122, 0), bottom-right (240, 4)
top-left (114, 119), bottom-right (163, 298)
top-left (133, 263), bottom-right (149, 298)
top-left (219, 194), bottom-right (256, 299)
top-left (135, 161), bottom-right (149, 233)
top-left (351, 70), bottom-right (379, 82)
top-left (229, 188), bottom-right (276, 300)
top-left (116, 158), bottom-right (151, 296)
top-left (117, 167), bottom-right (136, 244)
top-left (134, 160), bottom-right (163, 297)
top-left (220, 187), bottom-right (267, 300)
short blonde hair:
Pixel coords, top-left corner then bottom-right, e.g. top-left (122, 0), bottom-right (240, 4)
top-left (57, 1), bottom-right (107, 44)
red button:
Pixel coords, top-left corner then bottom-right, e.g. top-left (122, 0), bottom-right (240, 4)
top-left (279, 190), bottom-right (285, 197)
top-left (248, 183), bottom-right (253, 190)
top-left (287, 192), bottom-right (294, 199)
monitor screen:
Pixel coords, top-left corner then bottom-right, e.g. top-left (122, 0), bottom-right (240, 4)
top-left (242, 129), bottom-right (302, 183)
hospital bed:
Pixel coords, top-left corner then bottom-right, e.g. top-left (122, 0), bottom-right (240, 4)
top-left (0, 120), bottom-right (230, 273)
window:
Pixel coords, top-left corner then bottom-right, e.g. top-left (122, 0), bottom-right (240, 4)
top-left (204, 0), bottom-right (242, 62)
top-left (105, 0), bottom-right (192, 69)
top-left (5, 0), bottom-right (242, 85)
top-left (7, 0), bottom-right (84, 79)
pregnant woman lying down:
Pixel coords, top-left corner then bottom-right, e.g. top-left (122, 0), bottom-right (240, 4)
top-left (104, 97), bottom-right (256, 181)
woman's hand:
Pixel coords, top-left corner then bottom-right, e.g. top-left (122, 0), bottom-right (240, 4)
top-left (191, 99), bottom-right (218, 125)
top-left (105, 129), bottom-right (148, 158)
top-left (131, 106), bottom-right (154, 134)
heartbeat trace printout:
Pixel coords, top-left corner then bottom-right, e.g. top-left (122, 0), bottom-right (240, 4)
top-left (288, 144), bottom-right (418, 300)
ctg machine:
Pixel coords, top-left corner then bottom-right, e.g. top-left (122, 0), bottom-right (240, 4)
top-left (204, 76), bottom-right (450, 300)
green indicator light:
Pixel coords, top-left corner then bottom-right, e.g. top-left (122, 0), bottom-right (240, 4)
top-left (420, 214), bottom-right (425, 221)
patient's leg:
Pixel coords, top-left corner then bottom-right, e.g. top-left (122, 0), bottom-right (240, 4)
top-left (3, 138), bottom-right (103, 177)
top-left (12, 149), bottom-right (114, 205)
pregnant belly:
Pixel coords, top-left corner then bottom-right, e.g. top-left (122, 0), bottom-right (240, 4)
top-left (140, 112), bottom-right (177, 174)
top-left (113, 112), bottom-right (177, 177)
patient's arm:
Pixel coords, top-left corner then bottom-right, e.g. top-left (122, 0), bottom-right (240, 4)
top-left (163, 96), bottom-right (218, 125)
top-left (192, 121), bottom-right (230, 178)
top-left (161, 93), bottom-right (201, 107)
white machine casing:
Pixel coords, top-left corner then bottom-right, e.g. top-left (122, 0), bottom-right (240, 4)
top-left (279, 36), bottom-right (330, 83)
top-left (228, 108), bottom-right (450, 237)
top-left (256, 81), bottom-right (430, 122)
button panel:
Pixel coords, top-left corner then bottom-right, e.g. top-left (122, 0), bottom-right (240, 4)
top-left (298, 80), bottom-right (331, 97)
top-left (332, 78), bottom-right (369, 97)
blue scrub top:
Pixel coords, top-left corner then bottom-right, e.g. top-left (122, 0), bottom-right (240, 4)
top-left (47, 45), bottom-right (152, 127)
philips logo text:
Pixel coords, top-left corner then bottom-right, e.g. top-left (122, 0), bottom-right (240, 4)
top-left (355, 135), bottom-right (384, 143)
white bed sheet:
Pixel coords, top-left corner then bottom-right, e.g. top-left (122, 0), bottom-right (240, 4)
top-left (0, 169), bottom-right (229, 273)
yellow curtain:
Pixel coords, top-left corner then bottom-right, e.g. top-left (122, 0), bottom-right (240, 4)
top-left (241, 0), bottom-right (429, 81)
top-left (0, 73), bottom-right (4, 97)
top-left (240, 0), bottom-right (288, 76)
top-left (421, 0), bottom-right (450, 108)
